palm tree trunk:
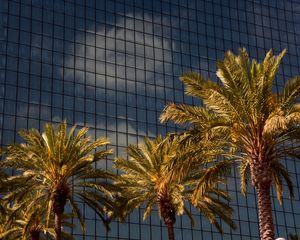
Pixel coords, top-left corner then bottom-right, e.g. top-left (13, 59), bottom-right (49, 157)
top-left (167, 222), bottom-right (175, 240)
top-left (30, 230), bottom-right (40, 240)
top-left (158, 188), bottom-right (176, 240)
top-left (55, 212), bottom-right (62, 240)
top-left (256, 184), bottom-right (274, 240)
top-left (52, 183), bottom-right (69, 240)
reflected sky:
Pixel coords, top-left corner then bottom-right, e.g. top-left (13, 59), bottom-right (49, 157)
top-left (1, 0), bottom-right (300, 153)
top-left (1, 0), bottom-right (300, 142)
top-left (1, 0), bottom-right (300, 238)
top-left (55, 0), bottom-right (299, 132)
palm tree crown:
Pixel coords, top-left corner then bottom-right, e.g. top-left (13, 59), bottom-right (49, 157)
top-left (1, 121), bottom-right (117, 240)
top-left (114, 136), bottom-right (235, 240)
top-left (161, 49), bottom-right (300, 240)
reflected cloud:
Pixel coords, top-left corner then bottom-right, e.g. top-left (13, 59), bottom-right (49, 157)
top-left (63, 14), bottom-right (181, 138)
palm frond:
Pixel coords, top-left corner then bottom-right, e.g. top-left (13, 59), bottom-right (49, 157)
top-left (159, 49), bottom-right (300, 239)
top-left (271, 160), bottom-right (294, 204)
top-left (240, 159), bottom-right (250, 195)
top-left (68, 196), bottom-right (86, 233)
top-left (279, 76), bottom-right (300, 109)
top-left (0, 121), bottom-right (115, 238)
top-left (191, 160), bottom-right (233, 204)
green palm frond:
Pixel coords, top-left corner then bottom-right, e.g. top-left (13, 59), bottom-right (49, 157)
top-left (180, 72), bottom-right (218, 99)
top-left (161, 48), bottom-right (300, 199)
top-left (0, 121), bottom-right (117, 237)
top-left (262, 49), bottom-right (286, 86)
top-left (114, 136), bottom-right (192, 223)
top-left (183, 206), bottom-right (195, 227)
top-left (189, 160), bottom-right (233, 204)
top-left (192, 192), bottom-right (236, 233)
top-left (240, 159), bottom-right (250, 195)
top-left (114, 135), bottom-right (236, 234)
top-left (68, 195), bottom-right (85, 232)
top-left (271, 160), bottom-right (294, 204)
top-left (279, 76), bottom-right (300, 109)
top-left (143, 196), bottom-right (157, 221)
top-left (160, 49), bottom-right (300, 239)
top-left (160, 103), bottom-right (216, 126)
top-left (0, 196), bottom-right (74, 240)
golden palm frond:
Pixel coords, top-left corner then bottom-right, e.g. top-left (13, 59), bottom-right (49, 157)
top-left (114, 135), bottom-right (236, 233)
top-left (160, 48), bottom-right (300, 240)
top-left (0, 121), bottom-right (117, 236)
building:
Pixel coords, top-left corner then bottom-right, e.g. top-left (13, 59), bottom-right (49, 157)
top-left (1, 0), bottom-right (300, 239)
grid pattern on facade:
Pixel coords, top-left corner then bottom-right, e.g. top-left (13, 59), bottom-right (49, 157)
top-left (0, 0), bottom-right (300, 239)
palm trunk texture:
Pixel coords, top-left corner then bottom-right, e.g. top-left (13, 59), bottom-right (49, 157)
top-left (55, 212), bottom-right (62, 240)
top-left (256, 184), bottom-right (275, 240)
top-left (52, 183), bottom-right (69, 240)
top-left (167, 223), bottom-right (175, 240)
top-left (250, 152), bottom-right (275, 240)
top-left (158, 188), bottom-right (176, 240)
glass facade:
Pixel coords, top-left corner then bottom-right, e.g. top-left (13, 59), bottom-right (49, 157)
top-left (1, 0), bottom-right (300, 239)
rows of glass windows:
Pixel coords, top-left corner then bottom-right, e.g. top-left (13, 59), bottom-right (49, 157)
top-left (1, 0), bottom-right (300, 239)
top-left (6, 1), bottom-right (300, 51)
top-left (4, 14), bottom-right (299, 83)
top-left (7, 0), bottom-right (300, 19)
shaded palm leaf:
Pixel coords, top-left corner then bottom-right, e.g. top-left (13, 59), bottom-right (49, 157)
top-left (114, 136), bottom-right (236, 237)
top-left (0, 121), bottom-right (118, 239)
top-left (160, 48), bottom-right (300, 240)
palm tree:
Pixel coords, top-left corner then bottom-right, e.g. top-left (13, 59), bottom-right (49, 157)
top-left (1, 121), bottom-right (117, 240)
top-left (114, 136), bottom-right (236, 240)
top-left (0, 198), bottom-right (74, 240)
top-left (160, 49), bottom-right (300, 240)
